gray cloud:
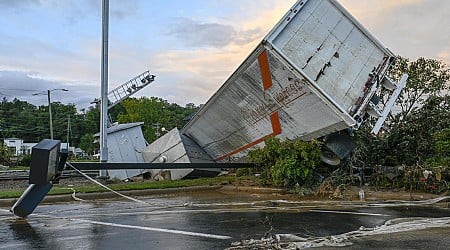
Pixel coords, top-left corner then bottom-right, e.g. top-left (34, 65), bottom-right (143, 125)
top-left (86, 0), bottom-right (139, 20)
top-left (0, 70), bottom-right (97, 110)
top-left (234, 28), bottom-right (264, 45)
top-left (385, 1), bottom-right (450, 63)
top-left (341, 0), bottom-right (450, 64)
top-left (51, 0), bottom-right (135, 24)
top-left (0, 0), bottom-right (138, 24)
top-left (166, 17), bottom-right (264, 48)
top-left (0, 0), bottom-right (41, 9)
top-left (167, 18), bottom-right (237, 48)
top-left (134, 71), bottom-right (217, 107)
top-left (111, 0), bottom-right (139, 20)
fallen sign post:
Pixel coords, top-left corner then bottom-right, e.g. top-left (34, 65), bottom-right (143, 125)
top-left (10, 139), bottom-right (255, 218)
top-left (11, 139), bottom-right (65, 217)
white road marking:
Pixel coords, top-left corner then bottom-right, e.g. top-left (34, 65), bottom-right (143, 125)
top-left (0, 243), bottom-right (27, 249)
top-left (0, 208), bottom-right (11, 214)
top-left (310, 209), bottom-right (389, 217)
top-left (76, 219), bottom-right (232, 240)
top-left (29, 212), bottom-right (233, 239)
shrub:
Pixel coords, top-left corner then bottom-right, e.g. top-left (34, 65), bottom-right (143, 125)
top-left (425, 128), bottom-right (450, 169)
top-left (247, 137), bottom-right (322, 189)
top-left (0, 144), bottom-right (12, 166)
top-left (18, 153), bottom-right (31, 166)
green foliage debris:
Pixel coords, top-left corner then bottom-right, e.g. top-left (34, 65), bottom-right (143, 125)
top-left (247, 137), bottom-right (322, 189)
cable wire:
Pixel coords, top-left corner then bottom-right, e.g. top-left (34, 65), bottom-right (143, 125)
top-left (66, 162), bottom-right (148, 205)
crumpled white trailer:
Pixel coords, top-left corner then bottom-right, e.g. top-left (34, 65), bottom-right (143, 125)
top-left (144, 0), bottom-right (407, 176)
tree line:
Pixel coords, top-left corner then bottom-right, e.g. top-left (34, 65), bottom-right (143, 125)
top-left (0, 96), bottom-right (199, 155)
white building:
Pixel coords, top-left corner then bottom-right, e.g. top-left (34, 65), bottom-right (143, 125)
top-left (94, 122), bottom-right (148, 180)
top-left (3, 139), bottom-right (86, 158)
top-left (3, 138), bottom-right (37, 156)
top-left (59, 143), bottom-right (86, 158)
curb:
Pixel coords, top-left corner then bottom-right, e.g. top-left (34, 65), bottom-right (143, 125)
top-left (0, 185), bottom-right (223, 208)
top-left (220, 185), bottom-right (285, 194)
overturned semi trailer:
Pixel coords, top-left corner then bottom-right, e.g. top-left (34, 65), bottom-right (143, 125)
top-left (11, 0), bottom-right (408, 218)
top-left (144, 0), bottom-right (407, 176)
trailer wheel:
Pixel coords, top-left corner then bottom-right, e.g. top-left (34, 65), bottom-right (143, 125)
top-left (320, 149), bottom-right (341, 166)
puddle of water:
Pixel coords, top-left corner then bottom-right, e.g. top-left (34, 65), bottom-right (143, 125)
top-left (2, 190), bottom-right (449, 249)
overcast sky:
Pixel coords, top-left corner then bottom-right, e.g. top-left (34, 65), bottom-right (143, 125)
top-left (0, 0), bottom-right (449, 110)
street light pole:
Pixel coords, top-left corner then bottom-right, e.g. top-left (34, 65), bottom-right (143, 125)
top-left (48, 90), bottom-right (53, 139)
top-left (33, 89), bottom-right (68, 140)
top-left (100, 0), bottom-right (109, 163)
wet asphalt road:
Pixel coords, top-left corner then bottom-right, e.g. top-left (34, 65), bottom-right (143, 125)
top-left (1, 190), bottom-right (449, 249)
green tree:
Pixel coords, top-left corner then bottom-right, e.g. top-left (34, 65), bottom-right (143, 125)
top-left (425, 128), bottom-right (450, 168)
top-left (118, 97), bottom-right (198, 142)
top-left (82, 106), bottom-right (100, 134)
top-left (247, 138), bottom-right (322, 188)
top-left (79, 133), bottom-right (97, 156)
top-left (388, 56), bottom-right (450, 123)
top-left (0, 142), bottom-right (12, 166)
top-left (353, 57), bottom-right (450, 168)
top-left (0, 98), bottom-right (46, 141)
top-left (47, 102), bottom-right (78, 141)
top-left (0, 96), bottom-right (199, 149)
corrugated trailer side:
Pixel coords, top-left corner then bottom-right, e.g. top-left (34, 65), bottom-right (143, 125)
top-left (265, 0), bottom-right (394, 118)
top-left (182, 45), bottom-right (354, 162)
top-left (182, 0), bottom-right (397, 162)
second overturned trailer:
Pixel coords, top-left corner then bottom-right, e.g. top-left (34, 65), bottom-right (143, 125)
top-left (144, 0), bottom-right (407, 177)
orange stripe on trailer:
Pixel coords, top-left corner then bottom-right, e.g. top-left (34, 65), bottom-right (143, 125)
top-left (258, 50), bottom-right (273, 91)
top-left (270, 112), bottom-right (281, 135)
top-left (215, 111), bottom-right (281, 161)
top-left (215, 50), bottom-right (280, 161)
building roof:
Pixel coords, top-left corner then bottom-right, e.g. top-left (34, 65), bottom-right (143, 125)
top-left (94, 122), bottom-right (144, 137)
top-left (4, 138), bottom-right (22, 141)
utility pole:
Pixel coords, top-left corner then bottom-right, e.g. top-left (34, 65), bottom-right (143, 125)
top-left (33, 89), bottom-right (68, 140)
top-left (47, 90), bottom-right (53, 139)
top-left (66, 115), bottom-right (71, 149)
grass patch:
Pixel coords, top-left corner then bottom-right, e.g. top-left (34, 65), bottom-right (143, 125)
top-left (6, 166), bottom-right (29, 171)
top-left (0, 176), bottom-right (257, 199)
top-left (0, 190), bottom-right (24, 199)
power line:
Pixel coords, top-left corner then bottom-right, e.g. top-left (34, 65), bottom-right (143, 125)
top-left (0, 87), bottom-right (42, 99)
top-left (0, 87), bottom-right (40, 92)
